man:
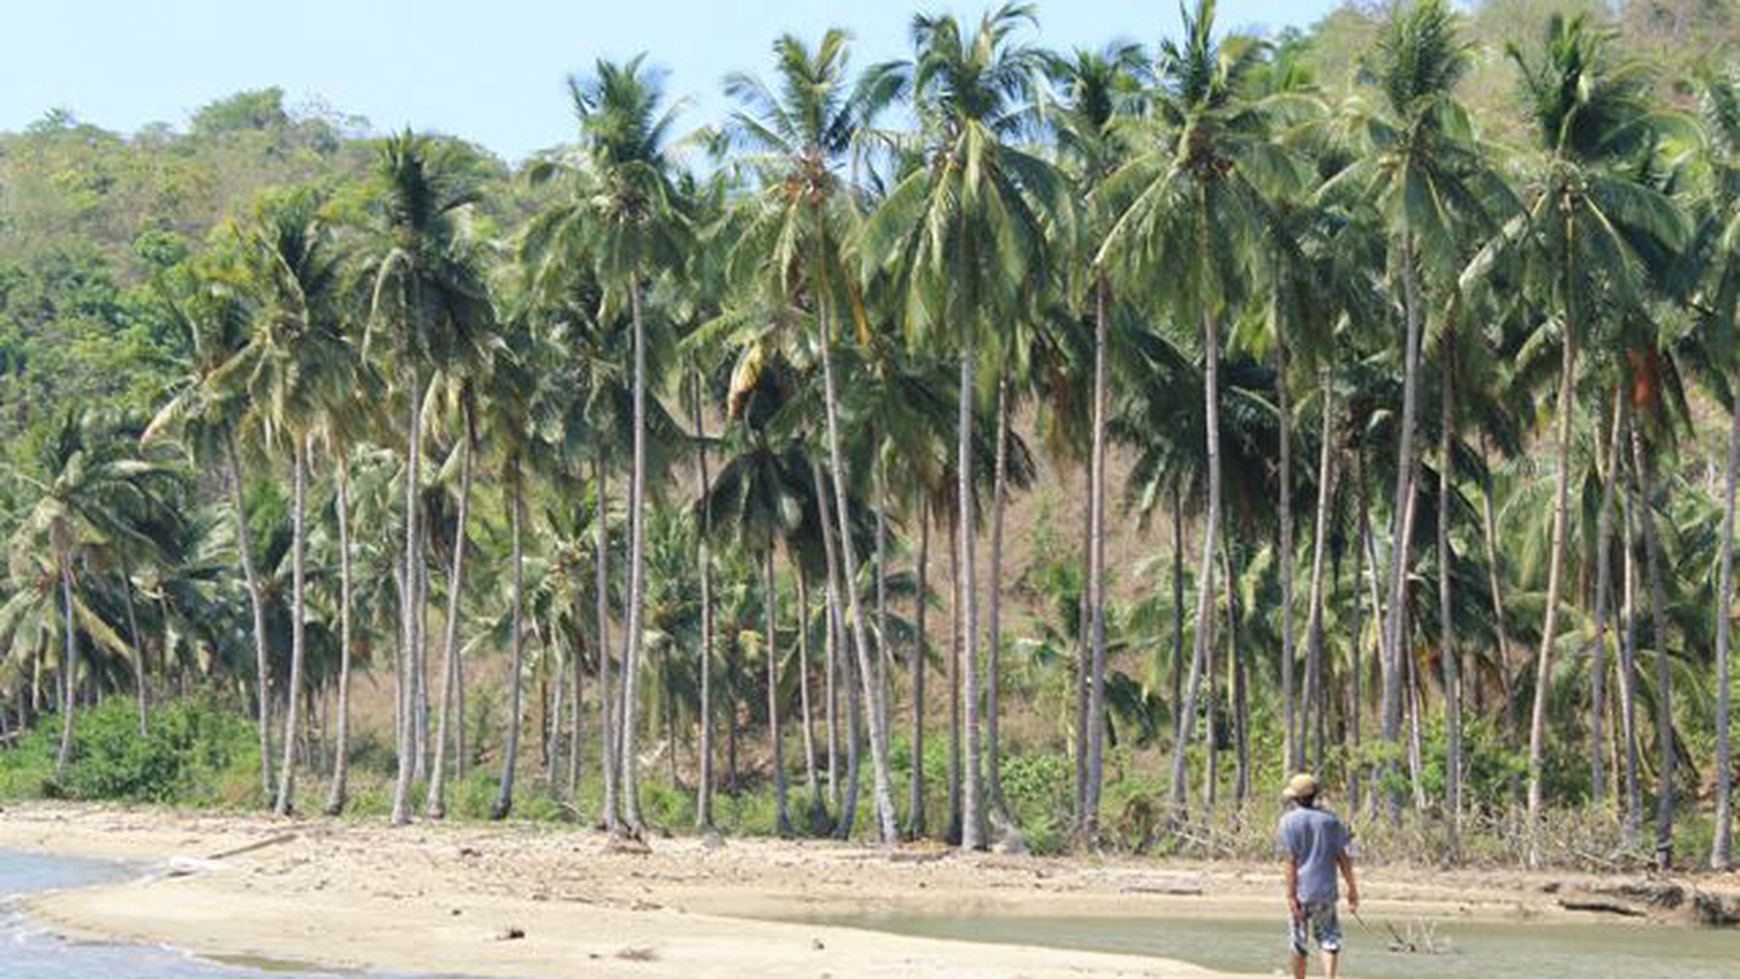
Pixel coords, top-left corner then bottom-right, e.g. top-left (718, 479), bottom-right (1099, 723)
top-left (1277, 773), bottom-right (1358, 979)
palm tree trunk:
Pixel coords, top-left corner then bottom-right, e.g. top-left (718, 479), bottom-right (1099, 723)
top-left (225, 434), bottom-right (274, 800)
top-left (1362, 473), bottom-right (1388, 814)
top-left (692, 371), bottom-right (716, 830)
top-left (875, 459), bottom-right (892, 744)
top-left (490, 464), bottom-right (526, 820)
top-left (1712, 403), bottom-right (1737, 870)
top-left (1438, 340), bottom-right (1460, 853)
top-left (1303, 367), bottom-right (1337, 776)
top-left (1590, 390), bottom-right (1625, 808)
top-left (53, 560), bottom-right (78, 778)
top-left (1527, 302), bottom-right (1578, 865)
top-left (986, 374), bottom-right (1010, 826)
top-left (946, 513), bottom-right (962, 841)
top-left (1171, 479), bottom-right (1185, 737)
top-left (568, 631), bottom-right (583, 799)
top-left (907, 499), bottom-right (931, 839)
top-left (324, 458), bottom-right (355, 816)
top-left (1479, 431), bottom-right (1514, 746)
top-left (1073, 468), bottom-right (1092, 817)
top-left (274, 435), bottom-right (310, 816)
top-left (618, 281), bottom-right (650, 832)
top-left (594, 449), bottom-right (618, 831)
top-left (117, 555), bottom-right (147, 738)
top-left (427, 410), bottom-right (474, 819)
top-left (1276, 317), bottom-right (1296, 778)
top-left (1631, 424), bottom-right (1675, 871)
top-left (1619, 469), bottom-right (1644, 836)
top-left (1383, 243), bottom-right (1425, 817)
top-left (813, 459), bottom-right (856, 838)
top-left (1348, 471), bottom-right (1368, 814)
top-left (1170, 309), bottom-right (1223, 812)
top-left (796, 562), bottom-right (825, 831)
top-left (766, 546), bottom-right (792, 836)
top-left (1226, 541), bottom-right (1249, 805)
top-left (1084, 275), bottom-right (1111, 832)
top-left (816, 289), bottom-right (901, 845)
top-left (391, 372), bottom-right (425, 826)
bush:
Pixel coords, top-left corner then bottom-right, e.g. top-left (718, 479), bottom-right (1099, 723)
top-left (0, 696), bottom-right (258, 804)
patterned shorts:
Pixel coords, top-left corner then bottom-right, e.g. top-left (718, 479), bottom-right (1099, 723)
top-left (1289, 901), bottom-right (1343, 956)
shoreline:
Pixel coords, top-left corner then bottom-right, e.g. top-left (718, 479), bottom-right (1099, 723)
top-left (1, 803), bottom-right (1735, 978)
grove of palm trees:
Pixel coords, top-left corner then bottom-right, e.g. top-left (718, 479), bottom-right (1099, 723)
top-left (8, 0), bottom-right (1740, 887)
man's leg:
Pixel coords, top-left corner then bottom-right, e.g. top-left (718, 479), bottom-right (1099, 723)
top-left (1321, 949), bottom-right (1339, 979)
top-left (1290, 915), bottom-right (1309, 979)
top-left (1315, 904), bottom-right (1344, 979)
top-left (1293, 951), bottom-right (1308, 979)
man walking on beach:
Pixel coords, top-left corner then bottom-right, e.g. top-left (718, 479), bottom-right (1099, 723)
top-left (1278, 774), bottom-right (1358, 979)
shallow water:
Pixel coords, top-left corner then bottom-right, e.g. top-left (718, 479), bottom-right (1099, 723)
top-left (785, 909), bottom-right (1740, 979)
top-left (0, 848), bottom-right (347, 978)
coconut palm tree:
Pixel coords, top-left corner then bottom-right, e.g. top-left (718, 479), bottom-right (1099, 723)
top-left (360, 132), bottom-right (495, 825)
top-left (1480, 12), bottom-right (1685, 865)
top-left (1097, 0), bottom-right (1288, 812)
top-left (861, 0), bottom-right (1067, 850)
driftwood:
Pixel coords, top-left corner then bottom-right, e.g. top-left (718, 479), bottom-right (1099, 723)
top-left (1559, 898), bottom-right (1647, 917)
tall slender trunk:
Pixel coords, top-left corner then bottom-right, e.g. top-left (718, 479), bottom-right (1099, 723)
top-left (274, 435), bottom-right (310, 815)
top-left (816, 286), bottom-right (901, 845)
top-left (946, 513), bottom-right (962, 842)
top-left (907, 501), bottom-right (930, 839)
top-left (875, 459), bottom-right (892, 744)
top-left (1170, 309), bottom-right (1223, 811)
top-left (1171, 480), bottom-right (1185, 735)
top-left (986, 373), bottom-right (1010, 825)
top-left (53, 557), bottom-right (78, 778)
top-left (1383, 242), bottom-right (1425, 816)
top-left (796, 562), bottom-right (825, 831)
top-left (813, 459), bottom-right (855, 837)
top-left (1437, 340), bottom-right (1460, 852)
top-left (1399, 477), bottom-right (1425, 812)
top-left (1083, 276), bottom-right (1111, 832)
top-left (594, 450), bottom-right (618, 831)
top-left (568, 627), bottom-right (583, 798)
top-left (118, 555), bottom-right (147, 738)
top-left (766, 546), bottom-right (792, 835)
top-left (546, 628), bottom-right (564, 788)
top-left (618, 281), bottom-right (650, 832)
top-left (1226, 541), bottom-right (1249, 805)
top-left (1631, 424), bottom-right (1675, 871)
top-left (1619, 468), bottom-right (1644, 836)
top-left (225, 434), bottom-right (274, 800)
top-left (1362, 474), bottom-right (1388, 815)
top-left (1276, 313), bottom-right (1296, 777)
top-left (1527, 292), bottom-right (1578, 865)
top-left (325, 458), bottom-right (355, 815)
top-left (390, 372), bottom-right (425, 826)
top-left (413, 519), bottom-right (430, 784)
top-left (1072, 468), bottom-right (1092, 817)
top-left (1348, 471), bottom-right (1368, 813)
top-left (1712, 403), bottom-right (1737, 870)
top-left (837, 633), bottom-right (864, 841)
top-left (491, 463), bottom-right (526, 820)
top-left (1479, 431), bottom-right (1515, 745)
top-left (825, 562), bottom-right (840, 811)
top-left (427, 408), bottom-right (474, 819)
top-left (1590, 391), bottom-right (1625, 807)
top-left (692, 371), bottom-right (716, 830)
top-left (1302, 368), bottom-right (1337, 777)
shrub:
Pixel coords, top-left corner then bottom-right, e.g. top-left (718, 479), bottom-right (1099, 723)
top-left (0, 697), bottom-right (257, 804)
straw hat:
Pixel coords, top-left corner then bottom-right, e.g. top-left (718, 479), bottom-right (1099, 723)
top-left (1282, 773), bottom-right (1319, 801)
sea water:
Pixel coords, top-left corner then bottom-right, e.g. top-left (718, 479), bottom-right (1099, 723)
top-left (0, 848), bottom-right (345, 978)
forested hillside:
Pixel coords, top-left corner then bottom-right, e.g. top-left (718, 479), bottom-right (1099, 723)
top-left (3, 0), bottom-right (1740, 874)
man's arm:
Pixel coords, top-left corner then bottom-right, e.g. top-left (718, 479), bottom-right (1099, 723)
top-left (1337, 851), bottom-right (1359, 912)
top-left (1284, 855), bottom-right (1302, 921)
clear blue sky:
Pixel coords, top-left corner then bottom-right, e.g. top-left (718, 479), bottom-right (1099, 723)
top-left (2, 1), bottom-right (1343, 162)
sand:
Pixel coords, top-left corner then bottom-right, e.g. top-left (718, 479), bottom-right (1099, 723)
top-left (1, 802), bottom-right (1734, 978)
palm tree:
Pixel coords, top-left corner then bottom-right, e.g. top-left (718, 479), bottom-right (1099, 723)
top-left (1488, 13), bottom-right (1684, 864)
top-left (524, 58), bottom-right (689, 832)
top-left (723, 24), bottom-right (908, 845)
top-left (1097, 0), bottom-right (1282, 812)
top-left (863, 0), bottom-right (1066, 850)
top-left (143, 267), bottom-right (275, 797)
top-left (361, 132), bottom-right (494, 826)
top-left (227, 186), bottom-right (348, 816)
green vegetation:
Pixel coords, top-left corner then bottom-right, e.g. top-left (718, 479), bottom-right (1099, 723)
top-left (3, 0), bottom-right (1740, 873)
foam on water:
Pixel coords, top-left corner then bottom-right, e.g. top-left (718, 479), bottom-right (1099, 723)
top-left (0, 848), bottom-right (346, 978)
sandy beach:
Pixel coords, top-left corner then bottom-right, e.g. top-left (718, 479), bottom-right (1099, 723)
top-left (1, 802), bottom-right (1736, 978)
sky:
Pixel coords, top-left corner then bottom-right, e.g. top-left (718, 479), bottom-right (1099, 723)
top-left (1, 1), bottom-right (1344, 162)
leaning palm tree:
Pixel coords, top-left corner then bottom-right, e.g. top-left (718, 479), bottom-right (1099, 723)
top-left (524, 57), bottom-right (690, 831)
top-left (1476, 13), bottom-right (1685, 866)
top-left (360, 131), bottom-right (494, 826)
top-left (861, 0), bottom-right (1067, 850)
top-left (227, 186), bottom-right (349, 816)
top-left (722, 25), bottom-right (906, 845)
top-left (143, 267), bottom-right (275, 797)
top-left (1097, 0), bottom-right (1287, 813)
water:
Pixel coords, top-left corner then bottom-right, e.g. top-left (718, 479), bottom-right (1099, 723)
top-left (0, 848), bottom-right (346, 978)
top-left (786, 909), bottom-right (1740, 979)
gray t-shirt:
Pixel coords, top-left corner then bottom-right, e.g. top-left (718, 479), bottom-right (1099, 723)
top-left (1277, 806), bottom-right (1349, 903)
